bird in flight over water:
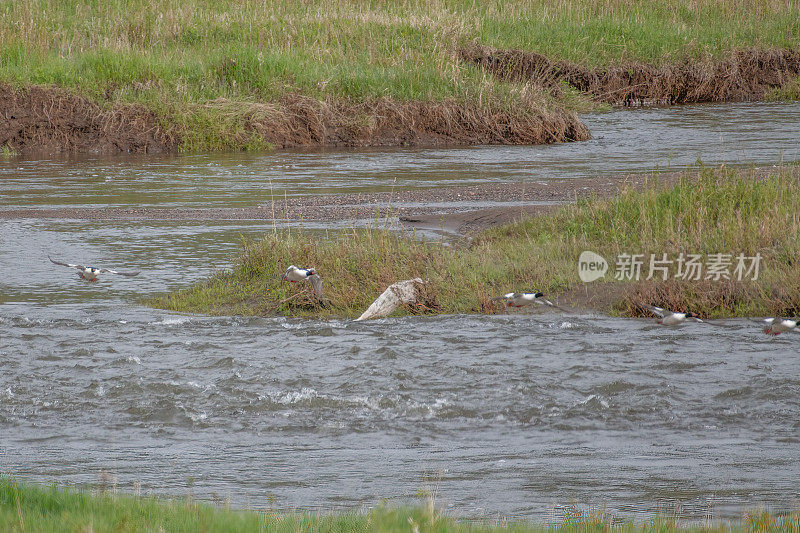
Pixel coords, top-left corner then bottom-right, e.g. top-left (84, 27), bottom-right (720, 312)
top-left (49, 256), bottom-right (140, 282)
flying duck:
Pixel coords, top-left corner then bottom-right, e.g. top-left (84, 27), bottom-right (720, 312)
top-left (49, 256), bottom-right (140, 282)
top-left (640, 304), bottom-right (705, 326)
top-left (491, 292), bottom-right (563, 310)
top-left (759, 317), bottom-right (798, 336)
top-left (281, 265), bottom-right (324, 299)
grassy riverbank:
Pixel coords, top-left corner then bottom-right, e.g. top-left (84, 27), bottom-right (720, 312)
top-left (150, 165), bottom-right (800, 319)
top-left (4, 0), bottom-right (798, 101)
top-left (2, 1), bottom-right (799, 152)
top-left (2, 478), bottom-right (797, 532)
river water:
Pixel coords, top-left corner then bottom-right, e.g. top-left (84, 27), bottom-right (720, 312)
top-left (1, 102), bottom-right (799, 522)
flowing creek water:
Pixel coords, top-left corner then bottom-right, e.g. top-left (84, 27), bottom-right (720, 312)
top-left (1, 102), bottom-right (799, 522)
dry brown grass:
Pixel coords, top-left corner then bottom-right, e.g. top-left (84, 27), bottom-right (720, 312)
top-left (617, 278), bottom-right (800, 319)
top-left (242, 95), bottom-right (590, 148)
top-left (1, 85), bottom-right (588, 154)
top-left (462, 45), bottom-right (800, 106)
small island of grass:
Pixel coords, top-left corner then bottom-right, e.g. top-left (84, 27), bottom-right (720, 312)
top-left (149, 165), bottom-right (800, 320)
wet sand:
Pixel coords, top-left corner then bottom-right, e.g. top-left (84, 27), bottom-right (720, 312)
top-left (1, 166), bottom-right (791, 234)
top-left (0, 173), bottom-right (668, 232)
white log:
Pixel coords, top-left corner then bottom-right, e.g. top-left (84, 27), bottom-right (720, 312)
top-left (355, 278), bottom-right (426, 321)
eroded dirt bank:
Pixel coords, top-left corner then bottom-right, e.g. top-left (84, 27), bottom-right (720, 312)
top-left (0, 84), bottom-right (588, 155)
top-left (0, 84), bottom-right (178, 155)
top-left (461, 45), bottom-right (800, 106)
top-left (4, 45), bottom-right (798, 155)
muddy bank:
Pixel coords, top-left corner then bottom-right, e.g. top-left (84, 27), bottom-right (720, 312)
top-left (398, 205), bottom-right (556, 235)
top-left (3, 48), bottom-right (798, 155)
top-left (0, 84), bottom-right (588, 155)
top-left (461, 45), bottom-right (800, 106)
top-left (0, 84), bottom-right (178, 155)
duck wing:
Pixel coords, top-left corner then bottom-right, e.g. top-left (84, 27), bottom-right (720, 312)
top-left (309, 273), bottom-right (324, 299)
top-left (99, 268), bottom-right (140, 277)
top-left (49, 256), bottom-right (84, 270)
top-left (641, 304), bottom-right (668, 318)
top-left (281, 265), bottom-right (298, 281)
top-left (537, 298), bottom-right (568, 312)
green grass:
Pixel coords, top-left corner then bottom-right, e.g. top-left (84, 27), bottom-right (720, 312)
top-left (149, 165), bottom-right (800, 319)
top-left (2, 1), bottom-right (799, 150)
top-left (471, 1), bottom-right (800, 66)
top-left (2, 477), bottom-right (798, 532)
top-left (3, 0), bottom-right (798, 102)
top-left (0, 144), bottom-right (18, 157)
top-left (767, 78), bottom-right (800, 102)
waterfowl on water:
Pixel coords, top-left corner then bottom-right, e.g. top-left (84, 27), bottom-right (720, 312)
top-left (759, 317), bottom-right (798, 336)
top-left (641, 304), bottom-right (704, 326)
top-left (281, 265), bottom-right (324, 299)
top-left (49, 256), bottom-right (140, 282)
top-left (491, 292), bottom-right (563, 310)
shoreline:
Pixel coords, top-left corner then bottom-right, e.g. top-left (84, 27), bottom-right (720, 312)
top-left (3, 51), bottom-right (798, 156)
top-left (3, 1), bottom-right (798, 155)
top-left (0, 84), bottom-right (589, 156)
top-left (2, 166), bottom-right (791, 235)
top-left (0, 171), bottom-right (686, 232)
top-left (4, 476), bottom-right (795, 532)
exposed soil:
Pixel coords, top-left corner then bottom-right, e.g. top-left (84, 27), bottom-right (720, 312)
top-left (0, 84), bottom-right (178, 155)
top-left (3, 45), bottom-right (799, 154)
top-left (399, 205), bottom-right (557, 235)
top-left (461, 45), bottom-right (800, 106)
top-left (0, 84), bottom-right (588, 155)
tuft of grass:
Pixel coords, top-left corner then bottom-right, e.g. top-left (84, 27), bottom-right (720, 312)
top-left (149, 222), bottom-right (478, 318)
top-left (766, 76), bottom-right (800, 101)
top-left (2, 477), bottom-right (799, 532)
top-left (150, 165), bottom-right (800, 319)
top-left (0, 145), bottom-right (18, 157)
